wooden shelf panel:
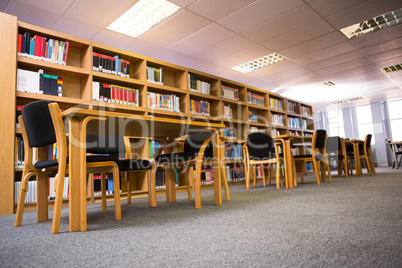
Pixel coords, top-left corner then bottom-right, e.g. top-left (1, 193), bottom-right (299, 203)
top-left (147, 82), bottom-right (188, 94)
top-left (92, 71), bottom-right (145, 86)
top-left (16, 91), bottom-right (90, 106)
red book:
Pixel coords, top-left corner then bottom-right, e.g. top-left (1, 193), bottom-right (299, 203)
top-left (63, 41), bottom-right (69, 64)
top-left (111, 85), bottom-right (115, 103)
top-left (120, 87), bottom-right (123, 103)
top-left (115, 86), bottom-right (120, 103)
top-left (128, 88), bottom-right (132, 104)
top-left (17, 34), bottom-right (23, 53)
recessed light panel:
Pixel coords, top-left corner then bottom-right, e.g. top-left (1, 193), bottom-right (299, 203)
top-left (340, 8), bottom-right (402, 39)
top-left (332, 97), bottom-right (363, 104)
top-left (107, 0), bottom-right (181, 38)
top-left (232, 53), bottom-right (287, 73)
top-left (382, 63), bottom-right (402, 73)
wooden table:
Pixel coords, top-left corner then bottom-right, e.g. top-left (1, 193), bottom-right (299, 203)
top-left (63, 108), bottom-right (226, 232)
top-left (390, 141), bottom-right (402, 169)
top-left (344, 139), bottom-right (364, 176)
top-left (274, 135), bottom-right (312, 189)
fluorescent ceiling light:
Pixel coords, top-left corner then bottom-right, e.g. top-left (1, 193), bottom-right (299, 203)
top-left (382, 63), bottom-right (402, 73)
top-left (107, 0), bottom-right (181, 38)
top-left (332, 97), bottom-right (363, 104)
top-left (340, 7), bottom-right (402, 39)
top-left (232, 53), bottom-right (287, 73)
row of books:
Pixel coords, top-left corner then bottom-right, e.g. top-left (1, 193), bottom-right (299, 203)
top-left (271, 129), bottom-right (281, 137)
top-left (287, 101), bottom-right (297, 114)
top-left (302, 119), bottom-right (308, 130)
top-left (92, 52), bottom-right (130, 77)
top-left (225, 144), bottom-right (243, 160)
top-left (249, 110), bottom-right (257, 122)
top-left (17, 69), bottom-right (63, 96)
top-left (301, 106), bottom-right (311, 116)
top-left (147, 92), bottom-right (180, 112)
top-left (190, 99), bottom-right (210, 116)
top-left (188, 74), bottom-right (211, 95)
top-left (15, 138), bottom-right (56, 166)
top-left (289, 130), bottom-right (302, 136)
top-left (221, 85), bottom-right (239, 100)
top-left (247, 92), bottom-right (265, 107)
top-left (93, 174), bottom-right (117, 195)
top-left (271, 114), bottom-right (285, 126)
top-left (149, 141), bottom-right (162, 158)
top-left (250, 127), bottom-right (266, 133)
top-left (48, 176), bottom-right (69, 200)
top-left (18, 32), bottom-right (69, 65)
top-left (220, 127), bottom-right (237, 139)
top-left (270, 98), bottom-right (284, 111)
top-left (288, 117), bottom-right (301, 129)
top-left (92, 82), bottom-right (139, 106)
top-left (225, 166), bottom-right (245, 182)
top-left (222, 102), bottom-right (233, 119)
top-left (147, 66), bottom-right (163, 85)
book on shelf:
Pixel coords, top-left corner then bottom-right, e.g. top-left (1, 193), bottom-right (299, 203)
top-left (247, 92), bottom-right (265, 106)
top-left (17, 69), bottom-right (63, 97)
top-left (225, 144), bottom-right (243, 160)
top-left (271, 113), bottom-right (285, 126)
top-left (221, 85), bottom-right (239, 100)
top-left (190, 99), bottom-right (210, 116)
top-left (147, 92), bottom-right (180, 112)
top-left (271, 129), bottom-right (280, 137)
top-left (250, 127), bottom-right (265, 133)
top-left (269, 98), bottom-right (284, 110)
top-left (147, 66), bottom-right (163, 85)
top-left (287, 101), bottom-right (297, 113)
top-left (155, 171), bottom-right (165, 189)
top-left (149, 140), bottom-right (161, 158)
top-left (225, 166), bottom-right (245, 182)
top-left (220, 127), bottom-right (237, 139)
top-left (93, 174), bottom-right (115, 196)
top-left (222, 102), bottom-right (232, 119)
top-left (92, 82), bottom-right (139, 106)
top-left (18, 32), bottom-right (69, 65)
top-left (287, 117), bottom-right (301, 129)
top-left (301, 119), bottom-right (308, 130)
top-left (249, 110), bottom-right (257, 122)
top-left (92, 52), bottom-right (130, 77)
top-left (301, 106), bottom-right (310, 116)
top-left (193, 167), bottom-right (214, 185)
top-left (16, 105), bottom-right (23, 127)
top-left (188, 74), bottom-right (211, 95)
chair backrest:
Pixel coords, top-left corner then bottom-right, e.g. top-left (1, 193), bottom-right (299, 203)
top-left (21, 100), bottom-right (56, 148)
top-left (326, 136), bottom-right (341, 154)
top-left (246, 132), bottom-right (276, 158)
top-left (314, 129), bottom-right (327, 150)
top-left (184, 132), bottom-right (213, 154)
top-left (86, 135), bottom-right (126, 158)
top-left (365, 134), bottom-right (372, 150)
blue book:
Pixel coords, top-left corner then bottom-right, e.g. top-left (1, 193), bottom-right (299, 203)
top-left (107, 174), bottom-right (114, 194)
top-left (114, 55), bottom-right (119, 75)
top-left (30, 39), bottom-right (35, 55)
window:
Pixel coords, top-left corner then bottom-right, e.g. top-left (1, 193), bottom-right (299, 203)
top-left (387, 99), bottom-right (402, 141)
top-left (355, 105), bottom-right (374, 143)
top-left (327, 109), bottom-right (345, 137)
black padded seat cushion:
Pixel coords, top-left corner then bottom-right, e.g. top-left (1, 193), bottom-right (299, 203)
top-left (327, 154), bottom-right (344, 160)
top-left (155, 151), bottom-right (213, 164)
top-left (294, 154), bottom-right (325, 160)
top-left (115, 159), bottom-right (152, 171)
top-left (246, 132), bottom-right (276, 159)
top-left (34, 159), bottom-right (58, 169)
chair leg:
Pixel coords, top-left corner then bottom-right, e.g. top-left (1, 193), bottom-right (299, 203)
top-left (262, 164), bottom-right (266, 187)
top-left (280, 163), bottom-right (284, 187)
top-left (343, 158), bottom-right (348, 178)
top-left (51, 171), bottom-right (66, 234)
top-left (186, 166), bottom-right (193, 200)
top-left (112, 169), bottom-right (121, 220)
top-left (220, 165), bottom-right (230, 201)
top-left (194, 162), bottom-right (202, 209)
top-left (125, 172), bottom-right (131, 205)
top-left (245, 164), bottom-right (251, 190)
top-left (312, 159), bottom-right (321, 185)
top-left (15, 172), bottom-right (35, 227)
top-left (275, 163), bottom-right (280, 190)
top-left (101, 173), bottom-right (107, 213)
top-left (253, 165), bottom-right (257, 187)
top-left (147, 170), bottom-right (157, 207)
top-left (292, 159), bottom-right (297, 187)
top-left (325, 157), bottom-right (332, 182)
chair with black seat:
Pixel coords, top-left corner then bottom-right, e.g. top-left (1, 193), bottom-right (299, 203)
top-left (326, 136), bottom-right (348, 177)
top-left (386, 138), bottom-right (402, 169)
top-left (85, 135), bottom-right (156, 211)
top-left (15, 100), bottom-right (121, 234)
top-left (154, 131), bottom-right (229, 209)
top-left (346, 134), bottom-right (375, 175)
top-left (294, 129), bottom-right (332, 185)
top-left (242, 132), bottom-right (284, 190)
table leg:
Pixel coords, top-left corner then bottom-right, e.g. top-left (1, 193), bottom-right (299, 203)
top-left (165, 167), bottom-right (176, 203)
top-left (284, 139), bottom-right (294, 189)
top-left (392, 144), bottom-right (398, 169)
top-left (213, 131), bottom-right (222, 206)
top-left (353, 143), bottom-right (362, 176)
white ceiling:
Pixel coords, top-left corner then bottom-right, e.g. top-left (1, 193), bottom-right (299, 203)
top-left (2, 0), bottom-right (402, 111)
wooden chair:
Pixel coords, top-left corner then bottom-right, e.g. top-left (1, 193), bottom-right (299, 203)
top-left (326, 136), bottom-right (349, 177)
top-left (154, 131), bottom-right (229, 209)
top-left (15, 100), bottom-right (121, 234)
top-left (346, 134), bottom-right (375, 175)
top-left (242, 132), bottom-right (284, 190)
top-left (294, 130), bottom-right (332, 185)
top-left (85, 135), bottom-right (157, 211)
top-left (385, 138), bottom-right (402, 169)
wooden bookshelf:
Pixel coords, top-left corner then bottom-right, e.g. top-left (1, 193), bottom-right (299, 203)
top-left (0, 12), bottom-right (315, 215)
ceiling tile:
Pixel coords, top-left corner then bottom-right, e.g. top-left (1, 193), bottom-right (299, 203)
top-left (123, 39), bottom-right (164, 58)
top-left (91, 29), bottom-right (135, 49)
top-left (242, 4), bottom-right (321, 43)
top-left (169, 0), bottom-right (198, 8)
top-left (0, 0), bottom-right (9, 11)
top-left (278, 31), bottom-right (346, 59)
top-left (360, 36), bottom-right (402, 57)
top-left (53, 17), bottom-right (101, 40)
top-left (188, 0), bottom-right (255, 21)
top-left (305, 50), bottom-right (365, 72)
top-left (367, 48), bottom-right (402, 64)
top-left (260, 66), bottom-right (312, 84)
top-left (5, 0), bottom-right (60, 28)
top-left (315, 57), bottom-right (374, 77)
top-left (139, 10), bottom-right (211, 48)
top-left (294, 42), bottom-right (356, 66)
top-left (214, 44), bottom-right (272, 69)
top-left (374, 56), bottom-right (402, 70)
top-left (152, 49), bottom-right (189, 67)
top-left (308, 0), bottom-right (368, 17)
top-left (262, 20), bottom-right (335, 51)
top-left (64, 0), bottom-right (134, 28)
top-left (168, 23), bottom-right (235, 55)
top-left (12, 0), bottom-right (76, 15)
top-left (350, 24), bottom-right (402, 49)
top-left (325, 0), bottom-right (402, 29)
top-left (192, 34), bottom-right (256, 62)
top-left (324, 64), bottom-right (378, 81)
top-left (217, 0), bottom-right (304, 33)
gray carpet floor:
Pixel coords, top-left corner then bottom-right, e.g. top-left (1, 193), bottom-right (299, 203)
top-left (1, 167), bottom-right (401, 267)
